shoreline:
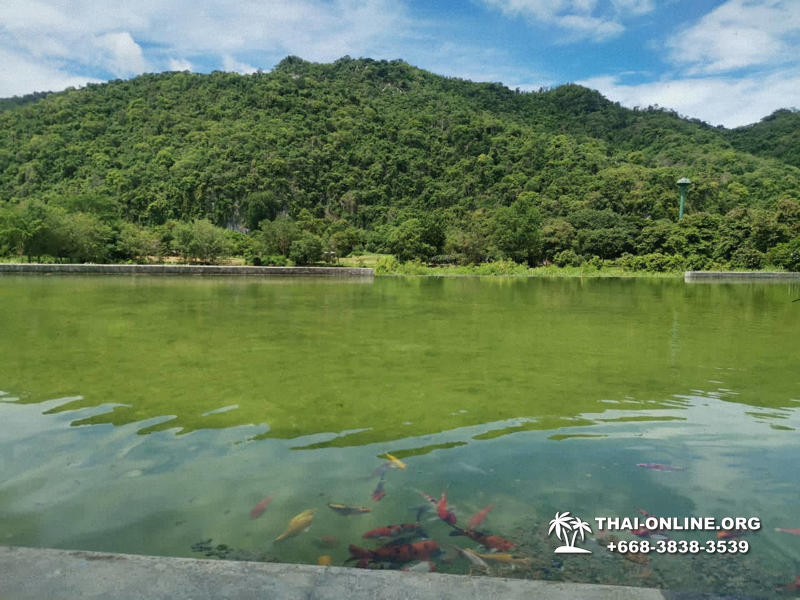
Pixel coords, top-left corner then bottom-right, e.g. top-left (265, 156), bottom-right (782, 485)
top-left (0, 263), bottom-right (374, 277)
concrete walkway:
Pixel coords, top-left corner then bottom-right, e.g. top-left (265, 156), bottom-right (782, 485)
top-left (0, 546), bottom-right (678, 600)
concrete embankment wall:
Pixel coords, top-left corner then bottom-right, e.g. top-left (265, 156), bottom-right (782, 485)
top-left (0, 546), bottom-right (674, 600)
top-left (0, 263), bottom-right (373, 277)
top-left (685, 271), bottom-right (800, 282)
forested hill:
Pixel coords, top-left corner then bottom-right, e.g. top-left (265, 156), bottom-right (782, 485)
top-left (1, 56), bottom-right (799, 270)
top-left (724, 109), bottom-right (800, 170)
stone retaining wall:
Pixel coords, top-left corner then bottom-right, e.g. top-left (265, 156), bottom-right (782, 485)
top-left (0, 263), bottom-right (373, 277)
top-left (685, 271), bottom-right (800, 281)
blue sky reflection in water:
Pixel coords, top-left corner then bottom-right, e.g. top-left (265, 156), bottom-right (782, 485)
top-left (0, 276), bottom-right (798, 596)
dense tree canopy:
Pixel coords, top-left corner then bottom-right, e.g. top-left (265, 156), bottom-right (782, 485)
top-left (0, 56), bottom-right (798, 269)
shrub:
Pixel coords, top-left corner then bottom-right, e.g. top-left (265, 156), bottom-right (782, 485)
top-left (288, 232), bottom-right (323, 265)
top-left (553, 249), bottom-right (583, 267)
top-left (768, 239), bottom-right (800, 271)
top-left (730, 246), bottom-right (765, 269)
top-left (373, 255), bottom-right (400, 274)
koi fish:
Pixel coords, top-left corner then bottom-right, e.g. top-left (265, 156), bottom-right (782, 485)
top-left (437, 491), bottom-right (457, 525)
top-left (468, 504), bottom-right (494, 530)
top-left (363, 523), bottom-right (423, 539)
top-left (327, 503), bottom-right (372, 516)
top-left (419, 491), bottom-right (437, 504)
top-left (369, 462), bottom-right (392, 479)
top-left (411, 503), bottom-right (433, 521)
top-left (636, 463), bottom-right (684, 471)
top-left (630, 509), bottom-right (667, 538)
top-left (454, 546), bottom-right (489, 570)
top-left (716, 529), bottom-right (748, 540)
top-left (384, 453), bottom-right (407, 470)
top-left (775, 528), bottom-right (800, 535)
top-left (468, 551), bottom-right (532, 566)
top-left (348, 540), bottom-right (440, 564)
top-left (274, 509), bottom-right (315, 542)
top-left (372, 476), bottom-right (387, 502)
top-left (250, 493), bottom-right (274, 519)
top-left (450, 527), bottom-right (514, 551)
top-left (778, 575), bottom-right (800, 591)
top-left (317, 555), bottom-right (333, 566)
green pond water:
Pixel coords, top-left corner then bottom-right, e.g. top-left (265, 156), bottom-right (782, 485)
top-left (1, 274), bottom-right (798, 596)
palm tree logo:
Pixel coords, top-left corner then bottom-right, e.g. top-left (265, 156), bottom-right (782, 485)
top-left (548, 511), bottom-right (593, 554)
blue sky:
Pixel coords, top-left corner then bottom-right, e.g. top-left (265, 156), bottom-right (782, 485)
top-left (1, 0), bottom-right (798, 127)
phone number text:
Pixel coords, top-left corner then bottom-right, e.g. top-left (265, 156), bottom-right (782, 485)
top-left (607, 539), bottom-right (749, 555)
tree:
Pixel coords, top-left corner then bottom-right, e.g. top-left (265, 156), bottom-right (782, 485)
top-left (387, 218), bottom-right (435, 262)
top-left (115, 222), bottom-right (163, 262)
top-left (289, 231), bottom-right (323, 265)
top-left (171, 219), bottom-right (231, 263)
top-left (488, 196), bottom-right (541, 265)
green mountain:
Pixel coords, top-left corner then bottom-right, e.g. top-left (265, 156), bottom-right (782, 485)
top-left (1, 56), bottom-right (798, 270)
top-left (724, 109), bottom-right (800, 169)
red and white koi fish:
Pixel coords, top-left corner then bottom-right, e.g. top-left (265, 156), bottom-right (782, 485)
top-left (468, 504), bottom-right (493, 530)
top-left (348, 540), bottom-right (440, 564)
top-left (419, 491), bottom-right (437, 504)
top-left (363, 523), bottom-right (423, 539)
top-left (249, 493), bottom-right (274, 519)
top-left (450, 526), bottom-right (514, 551)
top-left (437, 491), bottom-right (457, 526)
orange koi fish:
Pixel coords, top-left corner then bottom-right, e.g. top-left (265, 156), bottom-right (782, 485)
top-left (468, 504), bottom-right (494, 530)
top-left (450, 526), bottom-right (514, 551)
top-left (372, 476), bottom-right (387, 502)
top-left (716, 529), bottom-right (748, 540)
top-left (348, 540), bottom-right (440, 564)
top-left (363, 523), bottom-right (423, 539)
top-left (250, 493), bottom-right (274, 519)
top-left (437, 491), bottom-right (457, 525)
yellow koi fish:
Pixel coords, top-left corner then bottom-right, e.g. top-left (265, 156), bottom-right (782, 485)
top-left (274, 509), bottom-right (315, 542)
top-left (384, 453), bottom-right (407, 470)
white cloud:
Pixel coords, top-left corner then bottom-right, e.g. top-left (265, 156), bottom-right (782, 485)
top-left (0, 0), bottom-right (412, 94)
top-left (222, 55), bottom-right (257, 75)
top-left (94, 32), bottom-right (146, 76)
top-left (167, 58), bottom-right (192, 72)
top-left (578, 70), bottom-right (800, 127)
top-left (480, 0), bottom-right (653, 41)
top-left (668, 0), bottom-right (800, 74)
top-left (0, 47), bottom-right (100, 97)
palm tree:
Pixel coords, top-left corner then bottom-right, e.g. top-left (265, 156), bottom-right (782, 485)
top-left (548, 511), bottom-right (574, 546)
top-left (570, 517), bottom-right (592, 547)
